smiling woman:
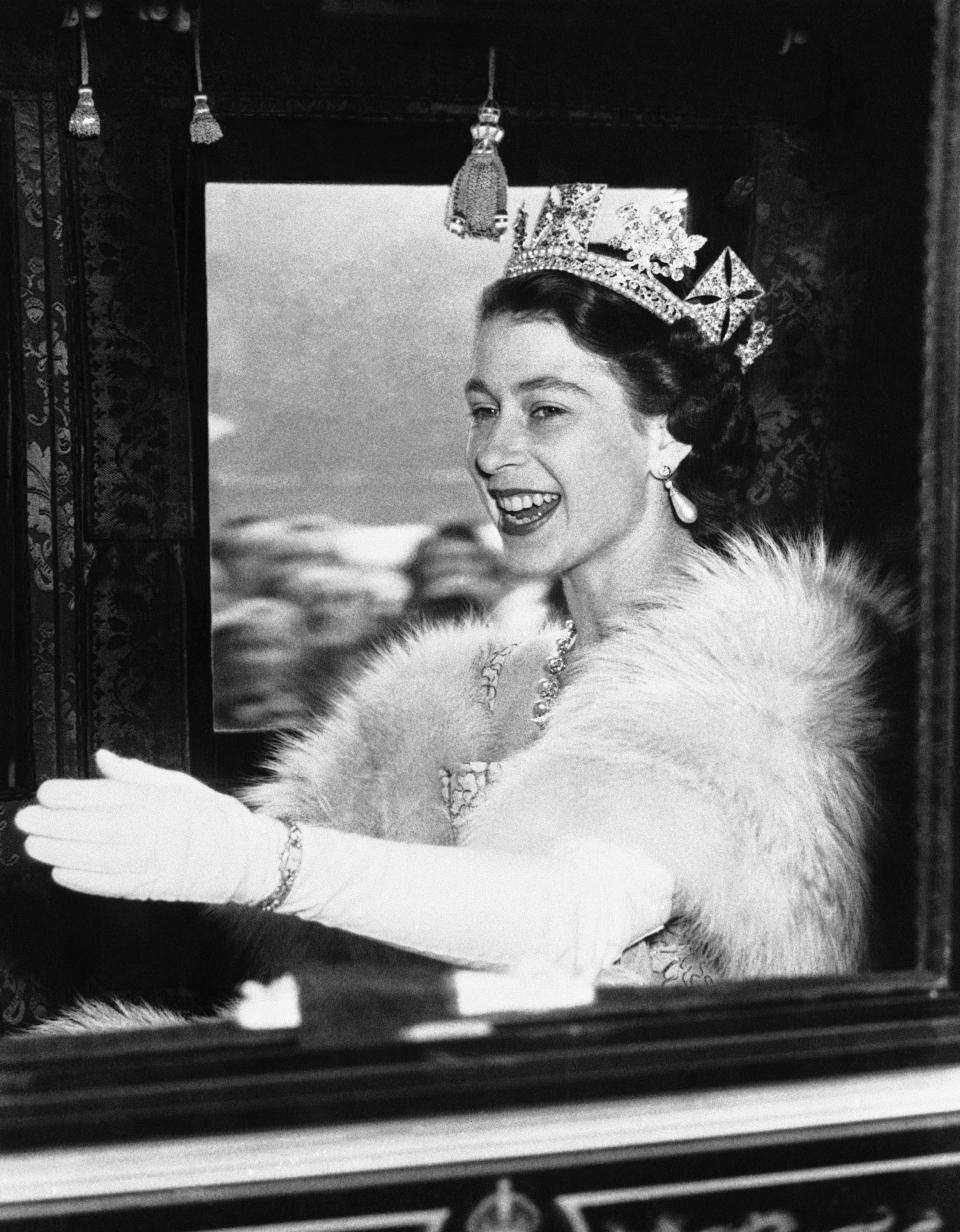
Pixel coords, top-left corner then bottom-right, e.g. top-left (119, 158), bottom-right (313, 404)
top-left (16, 188), bottom-right (910, 1007)
top-left (206, 183), bottom-right (663, 730)
top-left (466, 315), bottom-right (692, 588)
top-left (1, 0), bottom-right (957, 1221)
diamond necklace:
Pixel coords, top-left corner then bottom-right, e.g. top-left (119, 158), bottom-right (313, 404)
top-left (531, 618), bottom-right (577, 729)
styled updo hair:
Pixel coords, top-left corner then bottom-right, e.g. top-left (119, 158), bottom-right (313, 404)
top-left (478, 270), bottom-right (759, 542)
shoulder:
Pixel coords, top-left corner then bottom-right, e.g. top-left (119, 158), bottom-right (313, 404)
top-left (551, 529), bottom-right (911, 779)
top-left (597, 529), bottom-right (910, 687)
top-left (270, 614), bottom-right (559, 760)
top-left (512, 533), bottom-right (910, 975)
top-left (673, 530), bottom-right (911, 640)
top-left (342, 615), bottom-right (559, 701)
top-left (245, 613), bottom-right (559, 834)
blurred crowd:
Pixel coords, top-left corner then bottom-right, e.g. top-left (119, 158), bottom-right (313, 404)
top-left (211, 515), bottom-right (564, 730)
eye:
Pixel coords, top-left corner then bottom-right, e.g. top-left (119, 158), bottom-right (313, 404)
top-left (530, 403), bottom-right (567, 420)
top-left (468, 404), bottom-right (498, 421)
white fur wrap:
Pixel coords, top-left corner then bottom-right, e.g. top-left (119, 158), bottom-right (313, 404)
top-left (237, 533), bottom-right (909, 981)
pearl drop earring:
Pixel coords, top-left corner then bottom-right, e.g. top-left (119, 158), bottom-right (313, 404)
top-left (657, 464), bottom-right (698, 525)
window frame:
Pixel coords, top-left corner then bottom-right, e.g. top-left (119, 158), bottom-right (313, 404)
top-left (2, 0), bottom-right (957, 1155)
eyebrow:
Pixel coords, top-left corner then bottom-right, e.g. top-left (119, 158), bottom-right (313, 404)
top-left (463, 376), bottom-right (592, 398)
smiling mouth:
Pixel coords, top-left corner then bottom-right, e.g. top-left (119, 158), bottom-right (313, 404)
top-left (490, 489), bottom-right (561, 537)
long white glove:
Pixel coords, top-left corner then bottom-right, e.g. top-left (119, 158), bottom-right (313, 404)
top-left (17, 750), bottom-right (675, 978)
top-left (286, 827), bottom-right (673, 976)
top-left (15, 750), bottom-right (284, 905)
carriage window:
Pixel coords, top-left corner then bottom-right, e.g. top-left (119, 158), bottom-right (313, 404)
top-left (206, 183), bottom-right (686, 731)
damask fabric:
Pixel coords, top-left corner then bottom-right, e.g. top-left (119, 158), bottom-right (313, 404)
top-left (233, 532), bottom-right (909, 985)
top-left (606, 924), bottom-right (715, 987)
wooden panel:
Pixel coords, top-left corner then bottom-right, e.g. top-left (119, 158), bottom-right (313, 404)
top-left (556, 1156), bottom-right (958, 1232)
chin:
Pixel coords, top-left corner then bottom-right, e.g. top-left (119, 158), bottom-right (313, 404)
top-left (499, 542), bottom-right (562, 579)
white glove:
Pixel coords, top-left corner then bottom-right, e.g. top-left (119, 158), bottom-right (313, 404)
top-left (17, 752), bottom-right (676, 980)
top-left (285, 829), bottom-right (675, 978)
top-left (15, 749), bottom-right (285, 905)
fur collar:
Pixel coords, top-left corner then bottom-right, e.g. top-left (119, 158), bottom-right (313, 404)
top-left (243, 532), bottom-right (909, 979)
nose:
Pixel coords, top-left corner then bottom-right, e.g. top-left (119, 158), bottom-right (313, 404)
top-left (471, 412), bottom-right (527, 478)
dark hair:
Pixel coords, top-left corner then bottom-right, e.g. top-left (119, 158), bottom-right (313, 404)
top-left (478, 270), bottom-right (758, 541)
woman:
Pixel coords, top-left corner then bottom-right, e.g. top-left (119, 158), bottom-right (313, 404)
top-left (16, 186), bottom-right (907, 993)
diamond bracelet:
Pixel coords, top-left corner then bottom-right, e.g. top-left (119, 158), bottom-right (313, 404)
top-left (256, 818), bottom-right (303, 912)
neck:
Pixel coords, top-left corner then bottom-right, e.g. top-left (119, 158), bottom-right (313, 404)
top-left (561, 517), bottom-right (697, 647)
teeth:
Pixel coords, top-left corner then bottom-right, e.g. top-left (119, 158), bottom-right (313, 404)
top-left (493, 491), bottom-right (559, 513)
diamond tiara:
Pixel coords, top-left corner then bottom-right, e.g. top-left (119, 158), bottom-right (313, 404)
top-left (503, 184), bottom-right (772, 370)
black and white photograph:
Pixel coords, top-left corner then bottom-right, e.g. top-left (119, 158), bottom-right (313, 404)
top-left (0, 0), bottom-right (958, 1226)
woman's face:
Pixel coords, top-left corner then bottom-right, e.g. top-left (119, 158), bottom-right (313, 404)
top-left (465, 314), bottom-right (667, 578)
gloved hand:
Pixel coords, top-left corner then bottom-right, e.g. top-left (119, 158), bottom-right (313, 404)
top-left (15, 749), bottom-right (285, 905)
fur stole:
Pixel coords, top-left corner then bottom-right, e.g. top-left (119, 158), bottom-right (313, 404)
top-left (228, 531), bottom-right (909, 983)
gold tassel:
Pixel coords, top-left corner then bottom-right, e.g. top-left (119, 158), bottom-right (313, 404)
top-left (190, 93), bottom-right (223, 144)
top-left (190, 8), bottom-right (223, 144)
top-left (68, 14), bottom-right (101, 138)
top-left (445, 48), bottom-right (508, 240)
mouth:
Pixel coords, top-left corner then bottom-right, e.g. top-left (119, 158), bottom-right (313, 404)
top-left (489, 488), bottom-right (561, 538)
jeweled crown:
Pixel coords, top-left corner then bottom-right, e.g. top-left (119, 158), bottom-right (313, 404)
top-left (504, 184), bottom-right (772, 370)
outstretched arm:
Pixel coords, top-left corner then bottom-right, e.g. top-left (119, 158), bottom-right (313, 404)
top-left (16, 751), bottom-right (674, 979)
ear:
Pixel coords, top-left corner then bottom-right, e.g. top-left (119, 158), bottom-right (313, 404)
top-left (646, 416), bottom-right (693, 477)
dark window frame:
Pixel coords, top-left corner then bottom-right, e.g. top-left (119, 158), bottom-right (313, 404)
top-left (2, 0), bottom-right (958, 1154)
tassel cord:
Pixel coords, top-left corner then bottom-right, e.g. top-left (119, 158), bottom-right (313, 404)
top-left (485, 45), bottom-right (496, 107)
top-left (78, 12), bottom-right (91, 86)
top-left (193, 11), bottom-right (205, 93)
